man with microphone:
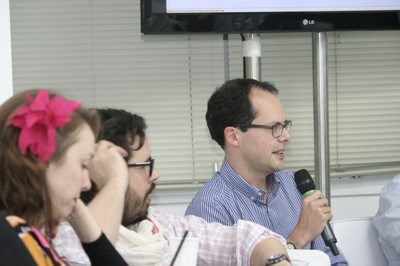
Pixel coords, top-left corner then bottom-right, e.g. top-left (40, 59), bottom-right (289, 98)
top-left (186, 78), bottom-right (347, 265)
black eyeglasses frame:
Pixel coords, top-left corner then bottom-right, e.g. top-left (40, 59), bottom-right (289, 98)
top-left (235, 120), bottom-right (292, 138)
top-left (127, 158), bottom-right (155, 177)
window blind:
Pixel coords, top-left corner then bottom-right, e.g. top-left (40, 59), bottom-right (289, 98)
top-left (10, 0), bottom-right (400, 188)
top-left (228, 31), bottom-right (400, 177)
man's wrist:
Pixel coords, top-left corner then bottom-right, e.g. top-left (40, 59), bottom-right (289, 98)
top-left (265, 253), bottom-right (291, 266)
top-left (286, 242), bottom-right (296, 250)
top-left (287, 231), bottom-right (308, 249)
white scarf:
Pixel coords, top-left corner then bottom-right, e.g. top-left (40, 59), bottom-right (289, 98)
top-left (115, 214), bottom-right (168, 266)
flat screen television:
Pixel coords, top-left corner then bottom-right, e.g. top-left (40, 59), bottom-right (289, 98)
top-left (141, 0), bottom-right (400, 34)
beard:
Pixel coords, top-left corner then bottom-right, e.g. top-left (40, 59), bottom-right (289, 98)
top-left (121, 182), bottom-right (156, 226)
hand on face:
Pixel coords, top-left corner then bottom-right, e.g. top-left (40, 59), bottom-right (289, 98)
top-left (66, 198), bottom-right (102, 243)
top-left (88, 140), bottom-right (129, 190)
top-left (67, 198), bottom-right (87, 220)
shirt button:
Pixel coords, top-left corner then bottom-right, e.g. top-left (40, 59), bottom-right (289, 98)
top-left (251, 197), bottom-right (255, 201)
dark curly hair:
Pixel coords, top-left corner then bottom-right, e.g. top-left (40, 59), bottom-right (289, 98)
top-left (80, 108), bottom-right (147, 204)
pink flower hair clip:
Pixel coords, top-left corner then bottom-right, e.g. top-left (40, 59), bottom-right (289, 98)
top-left (7, 89), bottom-right (81, 163)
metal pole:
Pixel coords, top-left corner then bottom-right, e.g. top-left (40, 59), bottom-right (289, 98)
top-left (223, 34), bottom-right (229, 82)
top-left (312, 32), bottom-right (331, 201)
top-left (242, 33), bottom-right (261, 80)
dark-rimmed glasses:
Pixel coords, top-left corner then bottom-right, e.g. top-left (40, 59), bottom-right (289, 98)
top-left (235, 120), bottom-right (292, 138)
top-left (127, 158), bottom-right (155, 177)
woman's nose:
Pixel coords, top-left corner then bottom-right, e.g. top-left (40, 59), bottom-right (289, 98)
top-left (81, 172), bottom-right (92, 192)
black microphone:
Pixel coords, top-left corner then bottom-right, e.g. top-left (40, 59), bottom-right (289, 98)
top-left (294, 169), bottom-right (339, 256)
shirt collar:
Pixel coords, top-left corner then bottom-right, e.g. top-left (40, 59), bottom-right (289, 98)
top-left (219, 159), bottom-right (280, 204)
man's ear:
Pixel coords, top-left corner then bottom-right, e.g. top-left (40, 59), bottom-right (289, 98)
top-left (224, 126), bottom-right (240, 148)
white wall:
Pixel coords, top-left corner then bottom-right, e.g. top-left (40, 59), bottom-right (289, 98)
top-left (0, 0), bottom-right (13, 104)
top-left (330, 174), bottom-right (393, 220)
top-left (151, 174), bottom-right (393, 221)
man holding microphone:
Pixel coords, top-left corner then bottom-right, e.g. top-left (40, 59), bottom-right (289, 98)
top-left (186, 78), bottom-right (347, 265)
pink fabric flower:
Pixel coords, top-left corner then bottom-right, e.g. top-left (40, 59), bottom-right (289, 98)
top-left (7, 89), bottom-right (81, 163)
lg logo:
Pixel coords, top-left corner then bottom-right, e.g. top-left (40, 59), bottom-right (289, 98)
top-left (303, 19), bottom-right (315, 25)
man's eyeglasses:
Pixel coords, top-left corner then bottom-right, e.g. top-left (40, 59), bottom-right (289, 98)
top-left (235, 120), bottom-right (292, 138)
top-left (127, 158), bottom-right (155, 177)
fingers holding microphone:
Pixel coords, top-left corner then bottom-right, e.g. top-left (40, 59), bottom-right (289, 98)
top-left (303, 190), bottom-right (333, 226)
top-left (294, 169), bottom-right (339, 255)
top-left (296, 190), bottom-right (332, 243)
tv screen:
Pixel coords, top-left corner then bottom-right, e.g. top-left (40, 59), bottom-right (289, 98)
top-left (141, 0), bottom-right (400, 34)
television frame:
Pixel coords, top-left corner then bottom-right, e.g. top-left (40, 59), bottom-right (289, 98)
top-left (141, 0), bottom-right (400, 34)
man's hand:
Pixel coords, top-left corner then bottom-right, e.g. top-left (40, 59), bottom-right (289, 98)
top-left (85, 140), bottom-right (129, 244)
top-left (288, 190), bottom-right (332, 249)
top-left (89, 140), bottom-right (128, 190)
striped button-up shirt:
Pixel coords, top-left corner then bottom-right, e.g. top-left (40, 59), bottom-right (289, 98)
top-left (186, 159), bottom-right (348, 265)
